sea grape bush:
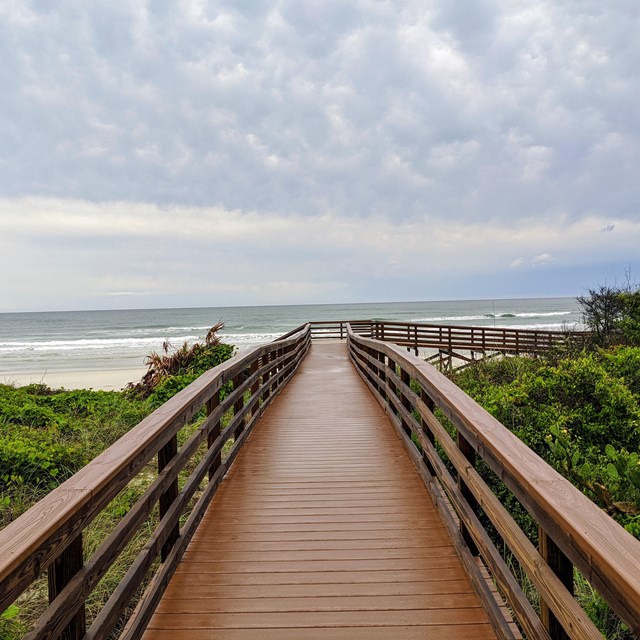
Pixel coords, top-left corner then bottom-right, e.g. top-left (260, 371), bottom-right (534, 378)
top-left (0, 331), bottom-right (235, 525)
top-left (454, 345), bottom-right (640, 639)
top-left (455, 346), bottom-right (640, 537)
top-left (0, 385), bottom-right (147, 497)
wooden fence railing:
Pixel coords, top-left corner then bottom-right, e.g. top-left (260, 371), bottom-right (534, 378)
top-left (369, 321), bottom-right (585, 355)
top-left (0, 325), bottom-right (311, 640)
top-left (283, 319), bottom-right (586, 356)
top-left (347, 325), bottom-right (640, 640)
top-left (279, 319), bottom-right (373, 341)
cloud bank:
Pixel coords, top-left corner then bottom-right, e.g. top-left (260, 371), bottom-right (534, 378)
top-left (0, 1), bottom-right (638, 310)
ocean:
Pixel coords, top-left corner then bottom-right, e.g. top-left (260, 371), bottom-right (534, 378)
top-left (0, 297), bottom-right (581, 387)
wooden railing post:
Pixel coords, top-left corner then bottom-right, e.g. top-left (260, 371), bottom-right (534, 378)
top-left (48, 534), bottom-right (86, 640)
top-left (207, 389), bottom-right (221, 481)
top-left (361, 344), bottom-right (370, 383)
top-left (539, 528), bottom-right (573, 640)
top-left (250, 358), bottom-right (260, 397)
top-left (371, 346), bottom-right (381, 393)
top-left (420, 390), bottom-right (436, 476)
top-left (400, 368), bottom-right (412, 439)
top-left (387, 355), bottom-right (397, 413)
top-left (232, 370), bottom-right (245, 440)
top-left (158, 434), bottom-right (179, 560)
top-left (263, 353), bottom-right (272, 401)
top-left (457, 432), bottom-right (479, 556)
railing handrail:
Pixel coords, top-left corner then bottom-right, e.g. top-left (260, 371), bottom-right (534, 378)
top-left (0, 323), bottom-right (311, 639)
top-left (301, 318), bottom-right (587, 353)
top-left (370, 318), bottom-right (583, 335)
top-left (346, 325), bottom-right (640, 638)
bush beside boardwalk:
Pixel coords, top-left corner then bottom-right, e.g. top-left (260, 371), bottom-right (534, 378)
top-left (451, 282), bottom-right (640, 639)
top-left (1, 329), bottom-right (234, 524)
top-left (0, 331), bottom-right (234, 638)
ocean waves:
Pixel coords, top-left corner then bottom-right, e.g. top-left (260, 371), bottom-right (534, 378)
top-left (411, 310), bottom-right (574, 324)
top-left (0, 298), bottom-right (582, 378)
top-left (0, 335), bottom-right (201, 355)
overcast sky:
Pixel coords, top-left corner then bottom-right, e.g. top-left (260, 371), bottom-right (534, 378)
top-left (1, 1), bottom-right (638, 312)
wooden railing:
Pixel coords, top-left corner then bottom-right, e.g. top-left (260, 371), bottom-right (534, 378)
top-left (283, 318), bottom-right (586, 356)
top-left (0, 325), bottom-right (311, 640)
top-left (347, 325), bottom-right (640, 640)
top-left (369, 320), bottom-right (585, 355)
top-left (307, 320), bottom-right (373, 340)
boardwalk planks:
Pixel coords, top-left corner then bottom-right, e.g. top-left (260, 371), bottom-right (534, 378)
top-left (141, 344), bottom-right (497, 640)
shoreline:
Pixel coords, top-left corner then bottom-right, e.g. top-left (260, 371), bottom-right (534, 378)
top-left (0, 367), bottom-right (147, 391)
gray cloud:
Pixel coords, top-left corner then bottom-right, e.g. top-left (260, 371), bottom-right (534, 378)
top-left (0, 1), bottom-right (638, 310)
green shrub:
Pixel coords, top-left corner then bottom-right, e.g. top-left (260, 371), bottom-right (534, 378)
top-left (0, 427), bottom-right (84, 489)
top-left (454, 347), bottom-right (640, 535)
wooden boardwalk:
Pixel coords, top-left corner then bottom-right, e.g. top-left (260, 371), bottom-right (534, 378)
top-left (141, 343), bottom-right (497, 639)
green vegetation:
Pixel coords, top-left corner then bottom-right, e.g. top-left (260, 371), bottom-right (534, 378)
top-left (578, 274), bottom-right (640, 347)
top-left (0, 327), bottom-right (234, 638)
top-left (451, 280), bottom-right (640, 639)
top-left (455, 347), bottom-right (640, 535)
top-left (1, 327), bottom-right (234, 524)
top-left (454, 348), bottom-right (640, 638)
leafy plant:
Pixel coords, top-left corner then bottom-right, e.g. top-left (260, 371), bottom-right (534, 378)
top-left (127, 322), bottom-right (232, 398)
top-left (578, 274), bottom-right (640, 347)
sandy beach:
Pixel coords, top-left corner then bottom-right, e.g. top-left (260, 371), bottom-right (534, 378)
top-left (0, 367), bottom-right (146, 391)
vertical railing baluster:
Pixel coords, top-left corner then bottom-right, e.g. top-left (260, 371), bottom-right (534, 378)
top-left (378, 349), bottom-right (386, 400)
top-left (48, 534), bottom-right (86, 640)
top-left (263, 352), bottom-right (272, 401)
top-left (420, 389), bottom-right (436, 476)
top-left (400, 368), bottom-right (413, 439)
top-left (232, 370), bottom-right (245, 440)
top-left (374, 346), bottom-right (383, 393)
top-left (539, 529), bottom-right (573, 640)
top-left (158, 434), bottom-right (179, 560)
top-left (457, 432), bottom-right (479, 555)
top-left (207, 389), bottom-right (221, 480)
top-left (366, 345), bottom-right (374, 387)
top-left (387, 355), bottom-right (397, 416)
top-left (250, 358), bottom-right (260, 402)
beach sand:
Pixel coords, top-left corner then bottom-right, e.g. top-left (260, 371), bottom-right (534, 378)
top-left (0, 367), bottom-right (146, 391)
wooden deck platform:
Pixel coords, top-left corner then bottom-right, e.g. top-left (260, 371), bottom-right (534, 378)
top-left (141, 343), bottom-right (497, 639)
